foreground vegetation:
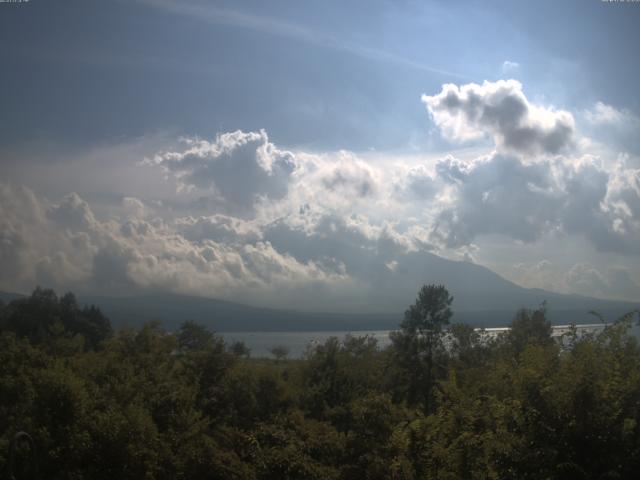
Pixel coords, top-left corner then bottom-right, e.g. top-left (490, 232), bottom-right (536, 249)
top-left (1, 287), bottom-right (640, 479)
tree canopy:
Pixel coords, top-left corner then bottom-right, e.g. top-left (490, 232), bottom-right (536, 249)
top-left (1, 286), bottom-right (640, 479)
top-left (391, 284), bottom-right (454, 412)
top-left (0, 287), bottom-right (111, 351)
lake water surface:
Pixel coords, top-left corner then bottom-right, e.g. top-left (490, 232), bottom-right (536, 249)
top-left (221, 323), bottom-right (638, 358)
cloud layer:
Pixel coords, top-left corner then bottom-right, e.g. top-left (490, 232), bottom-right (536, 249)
top-left (431, 152), bottom-right (640, 255)
top-left (2, 80), bottom-right (639, 306)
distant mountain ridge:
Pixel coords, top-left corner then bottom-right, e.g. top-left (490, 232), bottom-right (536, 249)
top-left (0, 291), bottom-right (24, 304)
top-left (1, 250), bottom-right (637, 331)
top-left (1, 288), bottom-right (637, 332)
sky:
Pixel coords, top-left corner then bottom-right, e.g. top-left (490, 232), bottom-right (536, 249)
top-left (1, 0), bottom-right (639, 311)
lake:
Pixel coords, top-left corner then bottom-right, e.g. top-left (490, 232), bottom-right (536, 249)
top-left (222, 330), bottom-right (393, 358)
top-left (220, 323), bottom-right (637, 358)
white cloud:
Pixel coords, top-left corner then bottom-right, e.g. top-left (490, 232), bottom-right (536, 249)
top-left (581, 104), bottom-right (640, 157)
top-left (432, 153), bottom-right (561, 246)
top-left (0, 179), bottom-right (533, 310)
top-left (3, 77), bottom-right (640, 306)
top-left (428, 149), bottom-right (640, 256)
top-left (422, 79), bottom-right (575, 155)
top-left (48, 193), bottom-right (98, 231)
top-left (148, 130), bottom-right (297, 214)
top-left (584, 101), bottom-right (625, 125)
top-left (564, 263), bottom-right (609, 298)
top-left (514, 259), bottom-right (557, 288)
top-left (175, 214), bottom-right (262, 244)
top-left (0, 184), bottom-right (353, 306)
top-left (501, 60), bottom-right (520, 75)
top-left (393, 164), bottom-right (438, 200)
top-left (512, 260), bottom-right (640, 301)
top-left (564, 263), bottom-right (640, 300)
top-left (274, 150), bottom-right (385, 221)
top-left (0, 185), bottom-right (95, 291)
top-left (122, 197), bottom-right (146, 219)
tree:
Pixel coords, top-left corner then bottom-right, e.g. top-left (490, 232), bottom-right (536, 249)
top-left (177, 321), bottom-right (215, 352)
top-left (229, 340), bottom-right (251, 358)
top-left (1, 288), bottom-right (111, 350)
top-left (270, 345), bottom-right (290, 362)
top-left (390, 284), bottom-right (453, 413)
top-left (78, 304), bottom-right (112, 349)
top-left (449, 322), bottom-right (486, 368)
top-left (507, 303), bottom-right (553, 354)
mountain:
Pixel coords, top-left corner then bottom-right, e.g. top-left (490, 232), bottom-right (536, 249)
top-left (0, 291), bottom-right (24, 304)
top-left (73, 291), bottom-right (635, 332)
top-left (1, 253), bottom-right (637, 332)
top-left (1, 288), bottom-right (635, 331)
top-left (78, 293), bottom-right (401, 331)
top-left (361, 250), bottom-right (634, 314)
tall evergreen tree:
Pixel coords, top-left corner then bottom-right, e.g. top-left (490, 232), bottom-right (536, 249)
top-left (390, 284), bottom-right (453, 413)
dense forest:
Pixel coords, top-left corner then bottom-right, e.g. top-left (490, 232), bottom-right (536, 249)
top-left (1, 286), bottom-right (640, 479)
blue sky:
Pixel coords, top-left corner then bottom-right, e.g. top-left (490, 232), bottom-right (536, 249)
top-left (1, 0), bottom-right (639, 309)
top-left (3, 0), bottom-right (638, 151)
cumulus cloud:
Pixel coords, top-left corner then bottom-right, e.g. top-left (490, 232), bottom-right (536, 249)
top-left (0, 179), bottom-right (520, 311)
top-left (264, 213), bottom-right (408, 277)
top-left (598, 160), bottom-right (640, 253)
top-left (0, 186), bottom-right (95, 291)
top-left (0, 184), bottom-right (353, 306)
top-left (279, 150), bottom-right (387, 218)
top-left (320, 153), bottom-right (378, 198)
top-left (418, 82), bottom-right (640, 256)
top-left (3, 80), bottom-right (640, 307)
top-left (432, 153), bottom-right (561, 246)
top-left (148, 130), bottom-right (297, 214)
top-left (175, 214), bottom-right (262, 244)
top-left (422, 79), bottom-right (575, 155)
top-left (144, 131), bottom-right (433, 228)
top-left (122, 197), bottom-right (146, 219)
top-left (429, 150), bottom-right (640, 255)
top-left (393, 164), bottom-right (438, 200)
top-left (48, 192), bottom-right (98, 231)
